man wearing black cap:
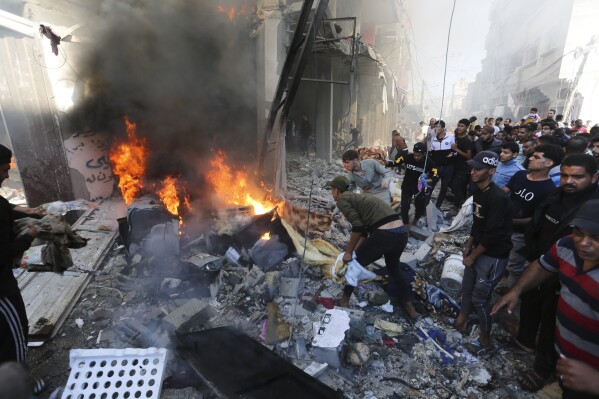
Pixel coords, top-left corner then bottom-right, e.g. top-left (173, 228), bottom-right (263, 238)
top-left (493, 200), bottom-right (599, 398)
top-left (392, 142), bottom-right (438, 227)
top-left (326, 176), bottom-right (417, 319)
top-left (454, 151), bottom-right (513, 353)
top-left (0, 144), bottom-right (41, 366)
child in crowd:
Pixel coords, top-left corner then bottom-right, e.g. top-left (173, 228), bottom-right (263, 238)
top-left (523, 107), bottom-right (540, 124)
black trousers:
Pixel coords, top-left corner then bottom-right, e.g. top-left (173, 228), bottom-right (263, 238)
top-left (517, 275), bottom-right (560, 376)
top-left (430, 164), bottom-right (455, 208)
top-left (0, 293), bottom-right (28, 364)
top-left (400, 187), bottom-right (427, 224)
top-left (451, 166), bottom-right (469, 207)
top-left (343, 229), bottom-right (409, 302)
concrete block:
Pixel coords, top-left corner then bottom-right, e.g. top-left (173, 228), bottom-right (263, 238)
top-left (414, 243), bottom-right (432, 261)
top-left (162, 298), bottom-right (215, 334)
top-left (426, 203), bottom-right (438, 231)
top-left (409, 225), bottom-right (432, 241)
top-left (280, 277), bottom-right (300, 298)
top-left (303, 361), bottom-right (328, 378)
top-left (400, 252), bottom-right (418, 269)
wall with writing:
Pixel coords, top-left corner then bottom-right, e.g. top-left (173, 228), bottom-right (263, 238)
top-left (64, 131), bottom-right (115, 201)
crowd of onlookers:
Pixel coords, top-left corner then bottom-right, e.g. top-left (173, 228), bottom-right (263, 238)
top-left (337, 108), bottom-right (599, 398)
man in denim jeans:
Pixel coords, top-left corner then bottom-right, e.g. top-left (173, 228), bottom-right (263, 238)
top-left (326, 176), bottom-right (417, 319)
top-left (454, 151), bottom-right (513, 353)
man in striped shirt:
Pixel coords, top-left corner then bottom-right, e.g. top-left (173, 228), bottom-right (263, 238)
top-left (493, 199), bottom-right (599, 398)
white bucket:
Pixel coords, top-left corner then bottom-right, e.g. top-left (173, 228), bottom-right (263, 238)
top-left (440, 254), bottom-right (465, 294)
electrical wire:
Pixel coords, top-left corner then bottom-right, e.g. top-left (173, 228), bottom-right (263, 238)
top-left (438, 0), bottom-right (458, 121)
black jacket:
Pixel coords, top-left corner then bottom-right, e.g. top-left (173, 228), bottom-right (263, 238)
top-left (0, 197), bottom-right (34, 296)
top-left (522, 184), bottom-right (599, 262)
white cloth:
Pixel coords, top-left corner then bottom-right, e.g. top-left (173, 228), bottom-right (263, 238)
top-left (332, 253), bottom-right (376, 287)
top-left (440, 196), bottom-right (474, 233)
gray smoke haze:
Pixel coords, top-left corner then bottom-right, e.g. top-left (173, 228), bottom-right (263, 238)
top-left (68, 0), bottom-right (257, 182)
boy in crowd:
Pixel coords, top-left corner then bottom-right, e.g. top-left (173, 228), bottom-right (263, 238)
top-left (493, 142), bottom-right (525, 189)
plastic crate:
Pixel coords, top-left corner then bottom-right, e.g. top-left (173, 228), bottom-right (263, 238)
top-left (62, 347), bottom-right (167, 399)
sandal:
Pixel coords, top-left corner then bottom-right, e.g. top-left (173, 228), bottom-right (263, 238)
top-left (495, 335), bottom-right (535, 354)
top-left (518, 369), bottom-right (548, 392)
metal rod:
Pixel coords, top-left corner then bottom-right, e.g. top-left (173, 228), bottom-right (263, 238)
top-left (294, 77), bottom-right (349, 85)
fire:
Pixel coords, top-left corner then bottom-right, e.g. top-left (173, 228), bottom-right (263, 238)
top-left (206, 150), bottom-right (279, 214)
top-left (216, 1), bottom-right (248, 21)
top-left (261, 232), bottom-right (271, 240)
top-left (109, 117), bottom-right (148, 204)
top-left (157, 176), bottom-right (181, 216)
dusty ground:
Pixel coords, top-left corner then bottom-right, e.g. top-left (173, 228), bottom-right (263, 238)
top-left (27, 152), bottom-right (564, 399)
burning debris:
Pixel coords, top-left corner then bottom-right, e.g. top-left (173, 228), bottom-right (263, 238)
top-left (26, 150), bottom-right (547, 399)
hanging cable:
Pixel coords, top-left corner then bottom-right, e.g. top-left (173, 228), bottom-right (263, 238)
top-left (419, 0), bottom-right (458, 196)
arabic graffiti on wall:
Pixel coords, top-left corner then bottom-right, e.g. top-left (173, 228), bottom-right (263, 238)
top-left (64, 131), bottom-right (115, 201)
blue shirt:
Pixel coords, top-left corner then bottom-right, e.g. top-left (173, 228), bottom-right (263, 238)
top-left (493, 159), bottom-right (525, 189)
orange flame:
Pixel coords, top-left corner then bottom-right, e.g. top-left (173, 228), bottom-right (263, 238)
top-left (109, 117), bottom-right (148, 204)
top-left (206, 150), bottom-right (279, 214)
top-left (216, 1), bottom-right (248, 21)
top-left (157, 176), bottom-right (181, 216)
top-left (261, 232), bottom-right (271, 240)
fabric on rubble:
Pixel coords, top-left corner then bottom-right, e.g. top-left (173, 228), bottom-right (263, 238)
top-left (280, 218), bottom-right (337, 267)
top-left (331, 253), bottom-right (376, 287)
top-left (279, 201), bottom-right (332, 233)
top-left (15, 215), bottom-right (87, 272)
top-left (440, 196), bottom-right (473, 233)
top-left (356, 147), bottom-right (387, 165)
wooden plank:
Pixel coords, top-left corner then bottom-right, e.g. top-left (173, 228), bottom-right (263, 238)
top-left (22, 272), bottom-right (89, 337)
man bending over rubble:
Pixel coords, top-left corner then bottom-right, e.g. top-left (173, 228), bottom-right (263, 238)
top-left (325, 175), bottom-right (417, 319)
top-left (454, 151), bottom-right (513, 354)
top-left (342, 149), bottom-right (392, 203)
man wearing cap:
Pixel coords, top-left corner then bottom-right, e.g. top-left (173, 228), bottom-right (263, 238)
top-left (342, 150), bottom-right (392, 203)
top-left (454, 151), bottom-right (513, 353)
top-left (392, 142), bottom-right (438, 227)
top-left (326, 176), bottom-right (417, 319)
top-left (493, 200), bottom-right (599, 398)
top-left (0, 144), bottom-right (41, 366)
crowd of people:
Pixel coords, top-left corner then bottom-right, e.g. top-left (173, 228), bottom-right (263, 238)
top-left (331, 108), bottom-right (599, 398)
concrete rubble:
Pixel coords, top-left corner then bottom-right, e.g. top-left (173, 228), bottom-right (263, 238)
top-left (28, 153), bottom-right (553, 399)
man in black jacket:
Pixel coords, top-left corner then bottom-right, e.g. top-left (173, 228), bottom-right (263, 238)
top-left (393, 142), bottom-right (438, 227)
top-left (454, 151), bottom-right (513, 353)
top-left (0, 145), bottom-right (40, 365)
top-left (473, 125), bottom-right (502, 155)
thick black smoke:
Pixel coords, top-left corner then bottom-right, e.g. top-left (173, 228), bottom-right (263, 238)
top-left (67, 0), bottom-right (257, 182)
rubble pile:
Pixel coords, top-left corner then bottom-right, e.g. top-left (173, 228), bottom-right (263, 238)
top-left (29, 153), bottom-right (556, 398)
